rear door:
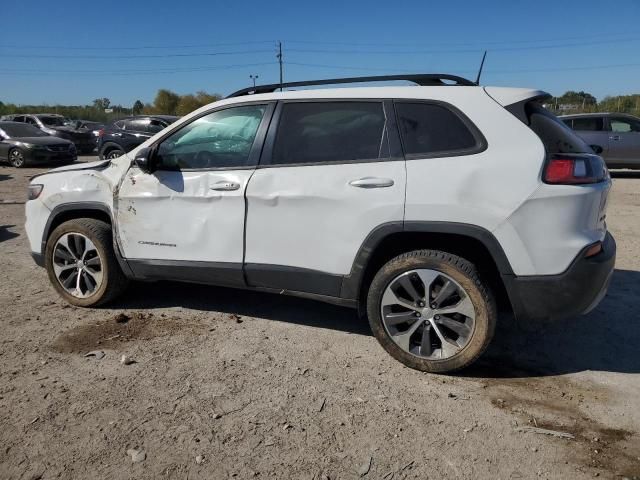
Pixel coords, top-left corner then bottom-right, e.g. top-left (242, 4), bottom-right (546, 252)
top-left (244, 100), bottom-right (406, 296)
top-left (608, 116), bottom-right (640, 167)
top-left (569, 116), bottom-right (610, 158)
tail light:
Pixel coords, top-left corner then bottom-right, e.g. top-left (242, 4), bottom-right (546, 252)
top-left (543, 154), bottom-right (608, 185)
top-left (97, 129), bottom-right (105, 137)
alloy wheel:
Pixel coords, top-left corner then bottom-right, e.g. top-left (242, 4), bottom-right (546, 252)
top-left (380, 269), bottom-right (476, 360)
top-left (9, 150), bottom-right (25, 167)
top-left (107, 150), bottom-right (123, 159)
top-left (52, 232), bottom-right (104, 298)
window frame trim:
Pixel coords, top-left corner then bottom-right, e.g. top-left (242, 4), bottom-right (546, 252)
top-left (259, 98), bottom-right (404, 169)
top-left (150, 100), bottom-right (276, 172)
top-left (393, 99), bottom-right (488, 160)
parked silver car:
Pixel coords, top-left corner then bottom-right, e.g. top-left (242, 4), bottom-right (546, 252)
top-left (560, 113), bottom-right (640, 169)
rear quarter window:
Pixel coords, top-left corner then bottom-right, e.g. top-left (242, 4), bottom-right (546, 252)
top-left (526, 103), bottom-right (592, 154)
top-left (395, 102), bottom-right (485, 157)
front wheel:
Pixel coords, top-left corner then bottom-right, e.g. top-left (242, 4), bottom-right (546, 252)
top-left (9, 148), bottom-right (26, 168)
top-left (44, 218), bottom-right (129, 307)
top-left (366, 250), bottom-right (496, 373)
top-left (105, 147), bottom-right (125, 159)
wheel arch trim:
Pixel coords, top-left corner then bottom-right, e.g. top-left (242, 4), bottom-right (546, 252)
top-left (340, 221), bottom-right (515, 301)
top-left (41, 202), bottom-right (134, 277)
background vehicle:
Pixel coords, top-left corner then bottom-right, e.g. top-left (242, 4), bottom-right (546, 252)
top-left (97, 115), bottom-right (178, 159)
top-left (25, 74), bottom-right (614, 373)
top-left (0, 121), bottom-right (76, 167)
top-left (561, 113), bottom-right (640, 169)
top-left (0, 113), bottom-right (95, 154)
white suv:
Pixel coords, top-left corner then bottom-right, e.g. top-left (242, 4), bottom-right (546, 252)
top-left (25, 74), bottom-right (615, 373)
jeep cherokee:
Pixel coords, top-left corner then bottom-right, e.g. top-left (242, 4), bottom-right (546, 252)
top-left (25, 74), bottom-right (615, 373)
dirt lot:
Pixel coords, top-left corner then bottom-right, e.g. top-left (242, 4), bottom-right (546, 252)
top-left (0, 158), bottom-right (639, 479)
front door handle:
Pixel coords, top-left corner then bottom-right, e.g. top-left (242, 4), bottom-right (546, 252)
top-left (610, 135), bottom-right (621, 141)
top-left (349, 177), bottom-right (394, 188)
top-left (210, 181), bottom-right (240, 191)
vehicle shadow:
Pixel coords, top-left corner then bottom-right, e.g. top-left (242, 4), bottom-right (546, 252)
top-left (114, 268), bottom-right (640, 377)
top-left (116, 281), bottom-right (369, 336)
top-left (0, 174), bottom-right (11, 182)
top-left (610, 170), bottom-right (640, 179)
top-left (0, 225), bottom-right (19, 243)
top-left (466, 268), bottom-right (640, 378)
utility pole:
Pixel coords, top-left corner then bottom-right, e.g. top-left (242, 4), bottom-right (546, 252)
top-left (250, 74), bottom-right (259, 88)
top-left (277, 41), bottom-right (283, 91)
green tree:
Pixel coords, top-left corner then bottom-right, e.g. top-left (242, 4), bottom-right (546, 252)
top-left (132, 100), bottom-right (144, 115)
top-left (176, 94), bottom-right (201, 116)
top-left (152, 89), bottom-right (180, 115)
top-left (92, 97), bottom-right (111, 111)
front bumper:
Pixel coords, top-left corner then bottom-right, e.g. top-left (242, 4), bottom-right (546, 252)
top-left (505, 232), bottom-right (616, 321)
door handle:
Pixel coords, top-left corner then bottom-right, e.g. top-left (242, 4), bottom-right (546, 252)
top-left (609, 135), bottom-right (620, 141)
top-left (349, 177), bottom-right (394, 188)
top-left (210, 181), bottom-right (240, 191)
top-left (112, 133), bottom-right (122, 137)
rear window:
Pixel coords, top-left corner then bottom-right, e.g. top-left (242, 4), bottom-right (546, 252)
top-left (272, 102), bottom-right (387, 165)
top-left (395, 102), bottom-right (482, 157)
top-left (526, 103), bottom-right (592, 154)
top-left (571, 117), bottom-right (605, 132)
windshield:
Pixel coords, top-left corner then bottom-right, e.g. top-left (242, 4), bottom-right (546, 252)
top-left (0, 123), bottom-right (49, 138)
top-left (38, 116), bottom-right (66, 127)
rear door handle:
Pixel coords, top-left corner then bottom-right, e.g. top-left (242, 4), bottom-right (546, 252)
top-left (610, 135), bottom-right (620, 141)
top-left (210, 181), bottom-right (240, 191)
top-left (349, 177), bottom-right (394, 188)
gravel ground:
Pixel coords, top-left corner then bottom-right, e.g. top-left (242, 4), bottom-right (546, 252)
top-left (0, 157), bottom-right (639, 479)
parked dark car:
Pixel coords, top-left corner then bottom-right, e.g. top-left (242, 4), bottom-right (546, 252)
top-left (98, 115), bottom-right (179, 159)
top-left (0, 121), bottom-right (77, 167)
top-left (0, 114), bottom-right (95, 154)
top-left (560, 112), bottom-right (640, 169)
top-left (71, 120), bottom-right (105, 151)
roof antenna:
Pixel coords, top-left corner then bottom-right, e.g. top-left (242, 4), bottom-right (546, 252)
top-left (475, 50), bottom-right (487, 85)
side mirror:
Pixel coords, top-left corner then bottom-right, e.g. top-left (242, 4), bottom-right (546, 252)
top-left (133, 147), bottom-right (155, 173)
top-left (590, 144), bottom-right (604, 155)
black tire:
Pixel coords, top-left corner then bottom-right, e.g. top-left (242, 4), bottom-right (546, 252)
top-left (366, 249), bottom-right (496, 373)
top-left (102, 145), bottom-right (125, 160)
top-left (44, 219), bottom-right (129, 307)
top-left (9, 148), bottom-right (27, 168)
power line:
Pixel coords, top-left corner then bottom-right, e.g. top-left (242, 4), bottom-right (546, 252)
top-left (0, 40), bottom-right (276, 50)
top-left (0, 49), bottom-right (274, 59)
top-left (284, 31), bottom-right (640, 48)
top-left (285, 61), bottom-right (640, 75)
top-left (0, 62), bottom-right (276, 76)
top-left (286, 36), bottom-right (640, 55)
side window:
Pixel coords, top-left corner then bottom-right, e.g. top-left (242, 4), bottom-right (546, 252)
top-left (25, 117), bottom-right (38, 126)
top-left (156, 105), bottom-right (266, 170)
top-left (113, 120), bottom-right (125, 129)
top-left (271, 102), bottom-right (387, 165)
top-left (611, 117), bottom-right (640, 133)
top-left (125, 118), bottom-right (149, 132)
top-left (572, 117), bottom-right (604, 131)
top-left (13, 116), bottom-right (25, 123)
top-left (395, 102), bottom-right (481, 157)
top-left (561, 119), bottom-right (573, 128)
top-left (147, 120), bottom-right (166, 134)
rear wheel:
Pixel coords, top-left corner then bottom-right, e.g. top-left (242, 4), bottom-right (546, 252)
top-left (366, 249), bottom-right (496, 373)
top-left (44, 219), bottom-right (129, 307)
top-left (9, 148), bottom-right (26, 168)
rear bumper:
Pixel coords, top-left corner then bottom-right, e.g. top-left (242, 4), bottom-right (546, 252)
top-left (505, 232), bottom-right (616, 321)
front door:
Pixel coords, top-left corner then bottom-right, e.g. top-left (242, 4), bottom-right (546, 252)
top-left (116, 102), bottom-right (274, 285)
top-left (244, 100), bottom-right (406, 296)
top-left (608, 116), bottom-right (640, 167)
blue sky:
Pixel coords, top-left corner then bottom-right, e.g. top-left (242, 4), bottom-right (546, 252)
top-left (2, 0), bottom-right (639, 106)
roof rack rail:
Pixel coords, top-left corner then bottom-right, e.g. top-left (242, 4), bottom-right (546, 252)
top-left (226, 73), bottom-right (476, 98)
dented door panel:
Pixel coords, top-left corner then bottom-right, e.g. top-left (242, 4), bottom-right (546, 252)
top-left (116, 167), bottom-right (251, 263)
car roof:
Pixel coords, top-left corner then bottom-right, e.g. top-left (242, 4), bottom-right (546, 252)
top-left (560, 112), bottom-right (640, 119)
top-left (206, 85), bottom-right (546, 109)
